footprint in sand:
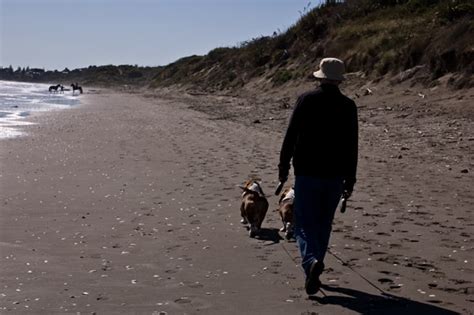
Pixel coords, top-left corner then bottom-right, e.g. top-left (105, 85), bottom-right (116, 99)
top-left (271, 261), bottom-right (283, 268)
top-left (379, 270), bottom-right (400, 277)
top-left (378, 278), bottom-right (394, 284)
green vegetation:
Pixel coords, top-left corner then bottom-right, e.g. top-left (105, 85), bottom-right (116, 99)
top-left (149, 0), bottom-right (473, 89)
top-left (146, 0), bottom-right (472, 89)
top-left (1, 0), bottom-right (472, 89)
top-left (272, 69), bottom-right (294, 86)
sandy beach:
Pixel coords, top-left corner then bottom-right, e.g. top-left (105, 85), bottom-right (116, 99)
top-left (0, 86), bottom-right (472, 314)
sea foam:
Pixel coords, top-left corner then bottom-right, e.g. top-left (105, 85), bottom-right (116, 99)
top-left (0, 80), bottom-right (80, 139)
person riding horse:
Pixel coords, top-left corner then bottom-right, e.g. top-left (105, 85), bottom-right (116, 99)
top-left (71, 83), bottom-right (83, 95)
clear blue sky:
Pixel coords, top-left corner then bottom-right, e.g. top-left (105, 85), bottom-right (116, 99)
top-left (1, 0), bottom-right (318, 70)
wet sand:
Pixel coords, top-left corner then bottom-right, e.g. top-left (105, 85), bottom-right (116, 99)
top-left (0, 86), bottom-right (472, 314)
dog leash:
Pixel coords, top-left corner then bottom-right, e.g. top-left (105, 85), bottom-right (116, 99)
top-left (332, 196), bottom-right (397, 299)
top-left (281, 243), bottom-right (392, 300)
top-left (275, 183), bottom-right (395, 300)
top-left (326, 248), bottom-right (397, 299)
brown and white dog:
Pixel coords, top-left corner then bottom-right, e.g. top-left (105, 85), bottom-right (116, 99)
top-left (277, 186), bottom-right (295, 240)
top-left (239, 180), bottom-right (269, 238)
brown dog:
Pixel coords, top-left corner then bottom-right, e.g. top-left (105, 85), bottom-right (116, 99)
top-left (239, 180), bottom-right (269, 238)
top-left (278, 187), bottom-right (295, 240)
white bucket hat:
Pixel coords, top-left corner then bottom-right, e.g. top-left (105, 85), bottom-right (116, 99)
top-left (313, 57), bottom-right (345, 81)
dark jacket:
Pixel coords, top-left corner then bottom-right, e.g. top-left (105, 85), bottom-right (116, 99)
top-left (279, 84), bottom-right (358, 184)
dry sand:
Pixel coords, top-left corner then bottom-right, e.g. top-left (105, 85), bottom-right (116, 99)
top-left (0, 84), bottom-right (472, 314)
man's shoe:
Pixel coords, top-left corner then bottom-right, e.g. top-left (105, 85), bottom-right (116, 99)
top-left (305, 260), bottom-right (324, 295)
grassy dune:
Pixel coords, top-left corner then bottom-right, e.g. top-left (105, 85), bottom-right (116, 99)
top-left (1, 0), bottom-right (472, 90)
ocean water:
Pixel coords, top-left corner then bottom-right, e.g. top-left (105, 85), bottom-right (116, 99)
top-left (0, 80), bottom-right (80, 139)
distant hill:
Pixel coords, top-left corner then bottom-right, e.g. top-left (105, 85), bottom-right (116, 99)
top-left (1, 0), bottom-right (472, 90)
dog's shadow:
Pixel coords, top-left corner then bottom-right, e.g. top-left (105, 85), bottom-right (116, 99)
top-left (310, 284), bottom-right (458, 315)
top-left (256, 228), bottom-right (283, 244)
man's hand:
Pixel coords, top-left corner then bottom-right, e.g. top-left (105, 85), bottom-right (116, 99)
top-left (275, 182), bottom-right (284, 196)
top-left (278, 165), bottom-right (289, 184)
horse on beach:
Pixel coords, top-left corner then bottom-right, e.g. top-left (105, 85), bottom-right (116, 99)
top-left (71, 83), bottom-right (83, 95)
top-left (49, 84), bottom-right (61, 93)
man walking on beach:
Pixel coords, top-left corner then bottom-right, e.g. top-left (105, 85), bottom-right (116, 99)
top-left (278, 57), bottom-right (358, 295)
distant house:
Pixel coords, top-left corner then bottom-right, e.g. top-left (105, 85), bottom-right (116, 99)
top-left (29, 68), bottom-right (45, 76)
top-left (30, 68), bottom-right (44, 73)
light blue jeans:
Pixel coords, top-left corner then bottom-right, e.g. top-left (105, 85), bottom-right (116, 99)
top-left (294, 176), bottom-right (344, 276)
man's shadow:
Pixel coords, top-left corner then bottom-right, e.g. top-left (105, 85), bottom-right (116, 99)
top-left (309, 284), bottom-right (459, 315)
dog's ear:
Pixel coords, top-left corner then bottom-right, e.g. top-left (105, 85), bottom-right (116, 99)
top-left (278, 187), bottom-right (291, 203)
top-left (237, 185), bottom-right (246, 190)
top-left (278, 193), bottom-right (285, 204)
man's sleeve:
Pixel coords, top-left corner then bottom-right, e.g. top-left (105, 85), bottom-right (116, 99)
top-left (346, 101), bottom-right (359, 186)
top-left (278, 96), bottom-right (303, 179)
